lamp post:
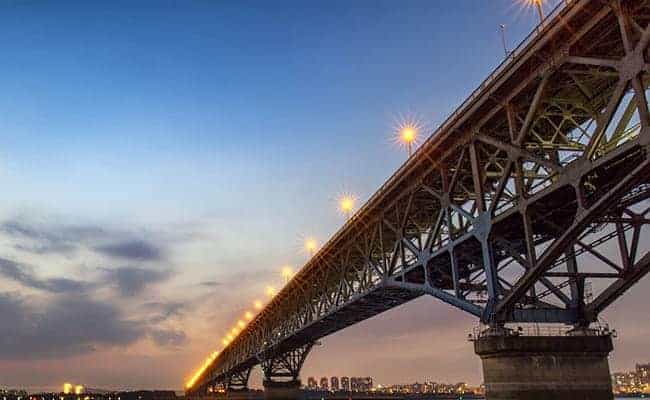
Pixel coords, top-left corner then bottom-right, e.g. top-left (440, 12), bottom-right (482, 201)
top-left (399, 125), bottom-right (417, 157)
top-left (339, 195), bottom-right (356, 220)
top-left (305, 237), bottom-right (318, 257)
top-left (281, 266), bottom-right (293, 283)
top-left (500, 24), bottom-right (509, 57)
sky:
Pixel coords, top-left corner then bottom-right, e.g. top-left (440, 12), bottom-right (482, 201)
top-left (0, 0), bottom-right (649, 392)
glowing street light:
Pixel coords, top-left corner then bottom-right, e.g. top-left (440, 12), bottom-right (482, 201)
top-left (399, 125), bottom-right (418, 156)
top-left (222, 338), bottom-right (229, 346)
top-left (281, 266), bottom-right (294, 283)
top-left (338, 194), bottom-right (356, 219)
top-left (245, 311), bottom-right (254, 320)
top-left (304, 237), bottom-right (318, 256)
top-left (254, 300), bottom-right (263, 310)
top-left (238, 320), bottom-right (246, 328)
top-left (266, 285), bottom-right (277, 297)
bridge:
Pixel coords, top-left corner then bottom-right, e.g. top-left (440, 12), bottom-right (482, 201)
top-left (185, 1), bottom-right (650, 399)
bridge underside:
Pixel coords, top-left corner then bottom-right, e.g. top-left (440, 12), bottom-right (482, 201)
top-left (188, 0), bottom-right (650, 394)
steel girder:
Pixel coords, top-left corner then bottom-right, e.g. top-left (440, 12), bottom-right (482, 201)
top-left (187, 0), bottom-right (650, 393)
top-left (261, 343), bottom-right (313, 383)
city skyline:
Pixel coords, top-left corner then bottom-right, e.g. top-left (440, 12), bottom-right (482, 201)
top-left (1, 0), bottom-right (650, 394)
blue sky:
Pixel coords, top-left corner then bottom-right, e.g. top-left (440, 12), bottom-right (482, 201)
top-left (3, 0), bottom-right (650, 392)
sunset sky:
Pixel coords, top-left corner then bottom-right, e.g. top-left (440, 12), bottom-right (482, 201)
top-left (1, 0), bottom-right (649, 392)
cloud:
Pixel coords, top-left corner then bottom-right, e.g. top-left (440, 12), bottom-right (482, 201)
top-left (95, 240), bottom-right (163, 261)
top-left (142, 301), bottom-right (186, 324)
top-left (0, 219), bottom-right (167, 262)
top-left (102, 267), bottom-right (172, 297)
top-left (149, 328), bottom-right (187, 347)
top-left (199, 280), bottom-right (221, 287)
top-left (0, 220), bottom-right (103, 255)
top-left (0, 257), bottom-right (89, 293)
top-left (0, 292), bottom-right (146, 359)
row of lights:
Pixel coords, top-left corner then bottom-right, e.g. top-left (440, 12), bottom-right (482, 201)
top-left (185, 2), bottom-right (551, 387)
top-left (184, 121), bottom-right (422, 389)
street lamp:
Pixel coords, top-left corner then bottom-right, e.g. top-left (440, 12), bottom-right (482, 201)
top-left (338, 194), bottom-right (356, 219)
top-left (500, 24), bottom-right (509, 57)
top-left (304, 237), bottom-right (318, 256)
top-left (281, 266), bottom-right (294, 283)
top-left (399, 125), bottom-right (418, 156)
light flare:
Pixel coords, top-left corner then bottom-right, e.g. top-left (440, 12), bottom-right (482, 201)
top-left (281, 266), bottom-right (294, 282)
top-left (304, 237), bottom-right (318, 256)
top-left (392, 115), bottom-right (424, 157)
top-left (338, 194), bottom-right (357, 218)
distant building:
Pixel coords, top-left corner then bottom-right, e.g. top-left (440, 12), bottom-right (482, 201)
top-left (330, 376), bottom-right (339, 391)
top-left (638, 363), bottom-right (650, 384)
top-left (340, 377), bottom-right (350, 392)
top-left (320, 377), bottom-right (329, 390)
top-left (306, 377), bottom-right (318, 390)
top-left (350, 377), bottom-right (372, 392)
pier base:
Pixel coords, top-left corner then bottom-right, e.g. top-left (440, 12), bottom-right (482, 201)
top-left (474, 332), bottom-right (614, 400)
top-left (263, 380), bottom-right (302, 400)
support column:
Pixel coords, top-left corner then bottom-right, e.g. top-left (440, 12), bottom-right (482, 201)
top-left (261, 343), bottom-right (313, 400)
top-left (474, 328), bottom-right (614, 400)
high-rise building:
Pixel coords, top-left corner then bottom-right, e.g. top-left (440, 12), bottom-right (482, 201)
top-left (306, 377), bottom-right (318, 390)
top-left (341, 377), bottom-right (350, 391)
top-left (330, 376), bottom-right (339, 391)
top-left (320, 377), bottom-right (329, 390)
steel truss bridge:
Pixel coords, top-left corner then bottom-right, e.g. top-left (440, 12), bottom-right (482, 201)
top-left (187, 0), bottom-right (650, 394)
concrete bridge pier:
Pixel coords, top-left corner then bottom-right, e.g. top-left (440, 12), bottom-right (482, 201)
top-left (474, 327), bottom-right (614, 400)
top-left (262, 380), bottom-right (302, 400)
top-left (261, 343), bottom-right (313, 400)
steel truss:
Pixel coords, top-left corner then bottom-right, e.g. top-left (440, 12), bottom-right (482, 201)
top-left (261, 343), bottom-right (313, 384)
top-left (187, 0), bottom-right (650, 393)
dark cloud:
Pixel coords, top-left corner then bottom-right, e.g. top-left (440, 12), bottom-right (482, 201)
top-left (0, 219), bottom-right (167, 262)
top-left (199, 280), bottom-right (221, 287)
top-left (142, 301), bottom-right (186, 324)
top-left (95, 240), bottom-right (163, 261)
top-left (103, 267), bottom-right (172, 297)
top-left (149, 328), bottom-right (187, 347)
top-left (0, 220), bottom-right (104, 255)
top-left (0, 257), bottom-right (89, 293)
top-left (0, 292), bottom-right (146, 359)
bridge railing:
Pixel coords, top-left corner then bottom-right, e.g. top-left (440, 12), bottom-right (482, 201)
top-left (468, 321), bottom-right (615, 340)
